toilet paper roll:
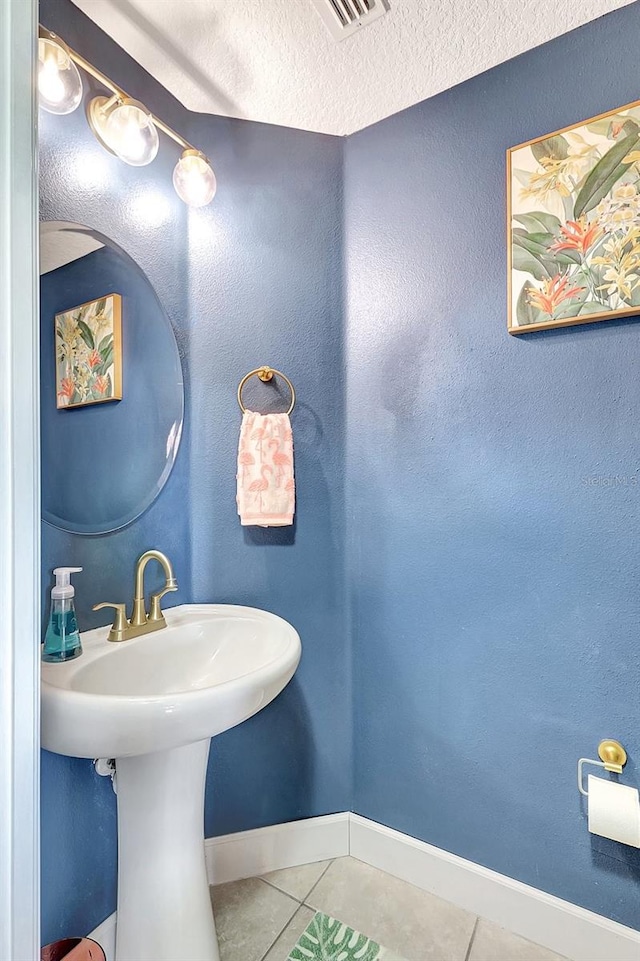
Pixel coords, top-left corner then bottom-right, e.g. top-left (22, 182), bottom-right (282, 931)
top-left (587, 774), bottom-right (640, 847)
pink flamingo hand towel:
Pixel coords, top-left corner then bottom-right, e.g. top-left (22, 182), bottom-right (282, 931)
top-left (237, 410), bottom-right (295, 527)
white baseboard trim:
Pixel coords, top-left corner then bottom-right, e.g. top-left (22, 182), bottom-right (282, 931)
top-left (205, 812), bottom-right (350, 885)
top-left (350, 814), bottom-right (640, 961)
top-left (88, 812), bottom-right (640, 961)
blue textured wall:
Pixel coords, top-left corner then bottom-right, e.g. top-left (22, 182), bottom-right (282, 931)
top-left (39, 0), bottom-right (349, 943)
top-left (184, 109), bottom-right (349, 837)
top-left (345, 3), bottom-right (640, 931)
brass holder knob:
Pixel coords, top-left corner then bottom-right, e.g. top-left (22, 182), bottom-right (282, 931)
top-left (598, 739), bottom-right (627, 774)
top-left (237, 366), bottom-right (296, 415)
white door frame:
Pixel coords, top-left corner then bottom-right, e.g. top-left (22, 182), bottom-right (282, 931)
top-left (0, 0), bottom-right (40, 958)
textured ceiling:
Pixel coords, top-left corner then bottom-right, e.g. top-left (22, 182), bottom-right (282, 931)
top-left (70, 0), bottom-right (635, 136)
top-left (40, 222), bottom-right (103, 275)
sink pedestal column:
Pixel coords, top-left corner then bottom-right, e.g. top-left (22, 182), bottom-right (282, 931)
top-left (115, 739), bottom-right (219, 961)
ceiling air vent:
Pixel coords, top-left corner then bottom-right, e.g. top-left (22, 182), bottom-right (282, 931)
top-left (311, 0), bottom-right (389, 41)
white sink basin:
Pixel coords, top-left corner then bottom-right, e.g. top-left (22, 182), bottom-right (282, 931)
top-left (42, 603), bottom-right (301, 758)
top-left (41, 603), bottom-right (301, 961)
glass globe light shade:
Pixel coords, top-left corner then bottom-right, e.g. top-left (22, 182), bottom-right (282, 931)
top-left (102, 98), bottom-right (159, 167)
top-left (173, 150), bottom-right (217, 207)
top-left (38, 36), bottom-right (83, 115)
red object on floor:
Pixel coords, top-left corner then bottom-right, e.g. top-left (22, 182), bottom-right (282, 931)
top-left (41, 938), bottom-right (106, 961)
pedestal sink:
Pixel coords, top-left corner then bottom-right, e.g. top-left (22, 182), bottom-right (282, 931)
top-left (41, 604), bottom-right (302, 961)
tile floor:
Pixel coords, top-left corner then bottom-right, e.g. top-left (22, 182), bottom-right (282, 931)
top-left (210, 856), bottom-right (567, 961)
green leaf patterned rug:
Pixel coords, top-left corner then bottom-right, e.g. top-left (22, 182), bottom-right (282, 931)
top-left (287, 912), bottom-right (407, 961)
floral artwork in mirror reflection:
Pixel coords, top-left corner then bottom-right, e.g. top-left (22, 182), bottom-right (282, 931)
top-left (55, 293), bottom-right (122, 408)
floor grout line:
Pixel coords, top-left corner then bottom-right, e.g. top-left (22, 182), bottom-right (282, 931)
top-left (259, 875), bottom-right (304, 902)
top-left (257, 903), bottom-right (314, 961)
top-left (256, 877), bottom-right (302, 909)
top-left (300, 859), bottom-right (334, 908)
top-left (258, 858), bottom-right (335, 904)
top-left (255, 896), bottom-right (305, 961)
top-left (255, 863), bottom-right (336, 961)
top-left (463, 916), bottom-right (479, 961)
top-left (210, 874), bottom-right (300, 909)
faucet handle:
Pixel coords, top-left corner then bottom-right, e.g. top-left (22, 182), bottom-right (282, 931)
top-left (93, 602), bottom-right (129, 642)
top-left (149, 580), bottom-right (178, 623)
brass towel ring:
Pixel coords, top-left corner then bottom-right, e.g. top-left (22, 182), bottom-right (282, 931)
top-left (237, 366), bottom-right (296, 416)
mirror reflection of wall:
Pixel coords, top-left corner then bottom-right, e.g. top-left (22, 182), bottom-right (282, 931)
top-left (40, 222), bottom-right (184, 535)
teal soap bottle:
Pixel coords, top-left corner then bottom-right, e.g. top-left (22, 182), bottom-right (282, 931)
top-left (42, 567), bottom-right (83, 662)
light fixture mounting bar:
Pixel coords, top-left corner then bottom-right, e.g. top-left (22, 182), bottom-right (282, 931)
top-left (38, 24), bottom-right (192, 153)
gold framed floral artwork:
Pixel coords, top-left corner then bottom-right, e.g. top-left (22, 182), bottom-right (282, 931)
top-left (55, 293), bottom-right (122, 408)
top-left (507, 98), bottom-right (640, 333)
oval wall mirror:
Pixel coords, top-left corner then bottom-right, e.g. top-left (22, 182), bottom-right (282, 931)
top-left (40, 221), bottom-right (184, 535)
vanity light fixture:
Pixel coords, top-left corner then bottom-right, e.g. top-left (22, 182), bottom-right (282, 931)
top-left (38, 33), bottom-right (83, 115)
top-left (173, 149), bottom-right (217, 208)
top-left (88, 95), bottom-right (159, 167)
top-left (38, 25), bottom-right (217, 206)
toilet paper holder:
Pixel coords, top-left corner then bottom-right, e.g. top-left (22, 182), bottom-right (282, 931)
top-left (578, 739), bottom-right (628, 796)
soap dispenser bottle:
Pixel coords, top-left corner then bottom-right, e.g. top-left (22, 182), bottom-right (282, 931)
top-left (42, 567), bottom-right (83, 662)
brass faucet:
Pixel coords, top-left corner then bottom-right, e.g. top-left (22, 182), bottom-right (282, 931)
top-left (93, 550), bottom-right (178, 642)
